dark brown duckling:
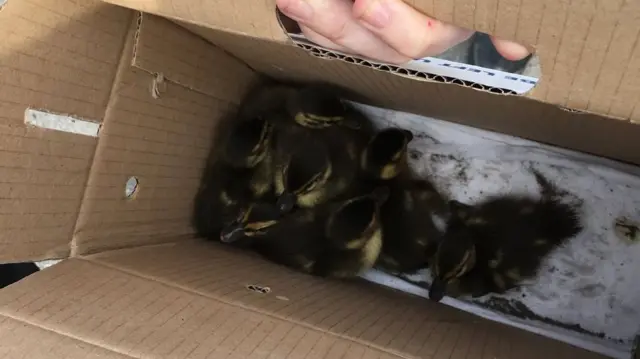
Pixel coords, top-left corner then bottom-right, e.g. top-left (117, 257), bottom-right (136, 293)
top-left (360, 127), bottom-right (414, 181)
top-left (359, 127), bottom-right (448, 274)
top-left (219, 187), bottom-right (389, 279)
top-left (428, 171), bottom-right (583, 302)
top-left (271, 117), bottom-right (369, 214)
top-left (220, 201), bottom-right (328, 273)
top-left (192, 114), bottom-right (275, 241)
top-left (312, 187), bottom-right (390, 279)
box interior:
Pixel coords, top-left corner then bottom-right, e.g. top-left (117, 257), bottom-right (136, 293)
top-left (0, 0), bottom-right (639, 358)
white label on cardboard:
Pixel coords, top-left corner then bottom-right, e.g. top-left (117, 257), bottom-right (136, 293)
top-left (289, 33), bottom-right (538, 94)
top-left (25, 109), bottom-right (100, 137)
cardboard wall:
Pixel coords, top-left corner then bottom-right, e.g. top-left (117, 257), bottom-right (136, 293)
top-left (72, 14), bottom-right (259, 255)
top-left (0, 0), bottom-right (131, 262)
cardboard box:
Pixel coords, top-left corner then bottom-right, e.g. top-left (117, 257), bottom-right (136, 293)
top-left (0, 0), bottom-right (637, 357)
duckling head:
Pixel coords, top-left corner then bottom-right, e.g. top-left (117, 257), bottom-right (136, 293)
top-left (222, 115), bottom-right (272, 168)
top-left (361, 128), bottom-right (414, 180)
top-left (275, 146), bottom-right (332, 213)
top-left (325, 187), bottom-right (390, 250)
top-left (219, 202), bottom-right (282, 244)
top-left (429, 202), bottom-right (478, 302)
top-left (287, 86), bottom-right (361, 129)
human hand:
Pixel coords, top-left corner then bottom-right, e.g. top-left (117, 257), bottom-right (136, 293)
top-left (276, 0), bottom-right (530, 65)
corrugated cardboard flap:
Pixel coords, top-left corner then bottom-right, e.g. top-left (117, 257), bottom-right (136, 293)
top-left (104, 0), bottom-right (640, 123)
top-left (131, 12), bottom-right (251, 102)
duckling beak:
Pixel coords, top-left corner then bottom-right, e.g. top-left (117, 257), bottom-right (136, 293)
top-left (276, 192), bottom-right (296, 213)
top-left (220, 225), bottom-right (245, 243)
top-left (428, 278), bottom-right (447, 302)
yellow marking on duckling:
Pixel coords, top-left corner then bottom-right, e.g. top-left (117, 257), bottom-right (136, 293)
top-left (488, 250), bottom-right (504, 268)
top-left (380, 163), bottom-right (399, 180)
top-left (219, 191), bottom-right (236, 206)
top-left (520, 206), bottom-right (535, 215)
top-left (360, 227), bottom-right (383, 272)
top-left (443, 249), bottom-right (472, 281)
top-left (245, 220), bottom-right (277, 231)
top-left (274, 163), bottom-right (286, 196)
top-left (296, 161), bottom-right (333, 207)
top-left (533, 238), bottom-right (547, 246)
top-left (466, 216), bottom-right (488, 225)
top-left (506, 268), bottom-right (521, 281)
top-left (492, 272), bottom-right (506, 290)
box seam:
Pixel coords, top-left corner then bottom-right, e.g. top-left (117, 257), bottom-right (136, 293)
top-left (69, 10), bottom-right (136, 257)
top-left (79, 256), bottom-right (414, 359)
top-left (0, 313), bottom-right (139, 359)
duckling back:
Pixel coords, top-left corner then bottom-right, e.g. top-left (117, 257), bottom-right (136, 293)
top-left (312, 187), bottom-right (389, 279)
top-left (445, 192), bottom-right (582, 295)
top-left (378, 178), bottom-right (447, 274)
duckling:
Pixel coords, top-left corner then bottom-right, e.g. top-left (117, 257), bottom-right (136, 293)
top-left (220, 187), bottom-right (389, 279)
top-left (359, 127), bottom-right (449, 274)
top-left (360, 127), bottom-right (415, 181)
top-left (312, 187), bottom-right (390, 279)
top-left (271, 115), bottom-right (370, 214)
top-left (428, 171), bottom-right (583, 302)
top-left (192, 114), bottom-right (275, 241)
top-left (220, 201), bottom-right (328, 273)
top-left (377, 179), bottom-right (448, 274)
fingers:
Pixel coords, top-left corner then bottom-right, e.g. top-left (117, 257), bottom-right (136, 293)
top-left (276, 0), bottom-right (410, 64)
top-left (489, 36), bottom-right (531, 61)
top-left (352, 0), bottom-right (474, 59)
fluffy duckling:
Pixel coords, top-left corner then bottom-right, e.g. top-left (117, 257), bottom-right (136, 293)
top-left (271, 117), bottom-right (369, 213)
top-left (192, 114), bottom-right (274, 241)
top-left (313, 187), bottom-right (390, 279)
top-left (377, 179), bottom-right (448, 274)
top-left (358, 127), bottom-right (448, 274)
top-left (428, 171), bottom-right (583, 302)
top-left (220, 201), bottom-right (328, 273)
top-left (360, 127), bottom-right (415, 181)
top-left (220, 187), bottom-right (389, 279)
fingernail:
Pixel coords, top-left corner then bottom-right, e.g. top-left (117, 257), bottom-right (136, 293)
top-left (280, 0), bottom-right (314, 21)
top-left (359, 0), bottom-right (391, 28)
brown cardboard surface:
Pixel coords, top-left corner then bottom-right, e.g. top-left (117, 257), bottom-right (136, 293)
top-left (0, 316), bottom-right (134, 358)
top-left (0, 257), bottom-right (404, 359)
top-left (84, 240), bottom-right (607, 358)
top-left (0, 0), bottom-right (131, 262)
top-left (72, 13), bottom-right (259, 255)
top-left (103, 0), bottom-right (640, 123)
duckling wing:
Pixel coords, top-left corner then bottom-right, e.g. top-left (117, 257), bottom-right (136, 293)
top-left (378, 182), bottom-right (444, 273)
